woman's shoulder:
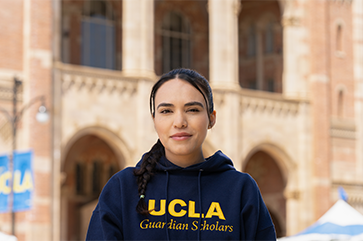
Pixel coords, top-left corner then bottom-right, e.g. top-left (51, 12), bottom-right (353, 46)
top-left (111, 166), bottom-right (137, 180)
top-left (222, 168), bottom-right (259, 188)
top-left (100, 167), bottom-right (138, 195)
top-left (223, 167), bottom-right (255, 179)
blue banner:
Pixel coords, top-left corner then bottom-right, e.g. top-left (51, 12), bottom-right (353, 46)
top-left (13, 151), bottom-right (34, 212)
top-left (0, 154), bottom-right (10, 212)
top-left (0, 151), bottom-right (34, 212)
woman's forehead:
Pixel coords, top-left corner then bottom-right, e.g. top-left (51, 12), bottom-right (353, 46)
top-left (155, 78), bottom-right (205, 103)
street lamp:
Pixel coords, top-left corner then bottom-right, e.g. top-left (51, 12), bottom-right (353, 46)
top-left (0, 76), bottom-right (49, 235)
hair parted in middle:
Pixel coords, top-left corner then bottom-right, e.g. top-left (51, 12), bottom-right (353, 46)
top-left (133, 68), bottom-right (215, 215)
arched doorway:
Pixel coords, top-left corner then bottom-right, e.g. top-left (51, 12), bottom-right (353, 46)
top-left (244, 151), bottom-right (286, 238)
top-left (61, 134), bottom-right (123, 241)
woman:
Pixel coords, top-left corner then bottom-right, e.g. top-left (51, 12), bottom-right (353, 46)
top-left (86, 68), bottom-right (276, 240)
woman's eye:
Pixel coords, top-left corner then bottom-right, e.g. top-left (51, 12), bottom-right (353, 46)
top-left (188, 108), bottom-right (200, 113)
top-left (160, 109), bottom-right (172, 114)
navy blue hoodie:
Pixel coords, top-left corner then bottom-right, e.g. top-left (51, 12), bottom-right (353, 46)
top-left (86, 151), bottom-right (276, 240)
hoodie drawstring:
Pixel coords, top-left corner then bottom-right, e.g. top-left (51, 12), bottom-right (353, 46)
top-left (197, 169), bottom-right (203, 241)
top-left (165, 170), bottom-right (170, 241)
top-left (163, 169), bottom-right (203, 241)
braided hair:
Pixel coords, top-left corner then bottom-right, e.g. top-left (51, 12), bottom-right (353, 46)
top-left (134, 68), bottom-right (214, 215)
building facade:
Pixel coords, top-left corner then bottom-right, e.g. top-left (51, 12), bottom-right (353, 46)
top-left (0, 0), bottom-right (363, 240)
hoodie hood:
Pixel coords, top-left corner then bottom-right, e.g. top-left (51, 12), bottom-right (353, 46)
top-left (136, 150), bottom-right (235, 173)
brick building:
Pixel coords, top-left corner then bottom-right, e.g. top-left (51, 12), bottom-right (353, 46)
top-left (0, 0), bottom-right (363, 240)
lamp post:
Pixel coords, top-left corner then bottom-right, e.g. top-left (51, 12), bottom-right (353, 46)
top-left (0, 76), bottom-right (49, 235)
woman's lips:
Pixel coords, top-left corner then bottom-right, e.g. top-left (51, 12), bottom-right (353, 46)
top-left (170, 132), bottom-right (192, 141)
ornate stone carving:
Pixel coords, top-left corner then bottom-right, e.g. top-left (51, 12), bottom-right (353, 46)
top-left (332, 182), bottom-right (363, 208)
top-left (282, 16), bottom-right (300, 27)
top-left (61, 72), bottom-right (138, 96)
top-left (331, 0), bottom-right (353, 6)
top-left (0, 116), bottom-right (11, 144)
top-left (330, 118), bottom-right (356, 139)
top-left (0, 86), bottom-right (23, 101)
top-left (349, 196), bottom-right (363, 206)
top-left (240, 94), bottom-right (300, 116)
top-left (284, 190), bottom-right (300, 200)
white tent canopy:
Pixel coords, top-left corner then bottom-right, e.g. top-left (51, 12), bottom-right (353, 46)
top-left (0, 231), bottom-right (17, 241)
top-left (278, 200), bottom-right (363, 241)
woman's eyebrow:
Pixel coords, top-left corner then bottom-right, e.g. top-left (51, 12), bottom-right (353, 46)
top-left (157, 101), bottom-right (204, 109)
top-left (185, 101), bottom-right (204, 108)
top-left (157, 102), bottom-right (174, 110)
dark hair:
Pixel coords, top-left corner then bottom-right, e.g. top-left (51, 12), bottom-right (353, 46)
top-left (134, 68), bottom-right (214, 215)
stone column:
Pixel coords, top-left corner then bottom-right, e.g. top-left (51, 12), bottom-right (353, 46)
top-left (282, 14), bottom-right (308, 99)
top-left (122, 0), bottom-right (155, 78)
top-left (52, 1), bottom-right (62, 240)
top-left (286, 101), bottom-right (312, 235)
top-left (281, 0), bottom-right (324, 232)
top-left (208, 0), bottom-right (240, 89)
top-left (207, 0), bottom-right (240, 162)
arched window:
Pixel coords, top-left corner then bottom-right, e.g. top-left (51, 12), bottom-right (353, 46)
top-left (265, 22), bottom-right (274, 54)
top-left (336, 24), bottom-right (343, 52)
top-left (161, 11), bottom-right (191, 73)
top-left (338, 89), bottom-right (344, 117)
top-left (81, 0), bottom-right (116, 69)
top-left (247, 24), bottom-right (257, 57)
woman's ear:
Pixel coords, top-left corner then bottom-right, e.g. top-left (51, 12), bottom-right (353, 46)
top-left (152, 113), bottom-right (156, 129)
top-left (208, 110), bottom-right (217, 129)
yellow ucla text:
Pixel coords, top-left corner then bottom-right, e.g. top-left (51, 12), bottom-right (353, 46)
top-left (0, 170), bottom-right (34, 194)
top-left (148, 199), bottom-right (226, 220)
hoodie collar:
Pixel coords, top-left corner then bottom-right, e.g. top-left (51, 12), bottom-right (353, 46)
top-left (153, 150), bottom-right (235, 173)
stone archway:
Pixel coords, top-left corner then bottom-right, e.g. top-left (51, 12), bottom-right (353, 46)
top-left (244, 151), bottom-right (286, 238)
top-left (61, 134), bottom-right (124, 241)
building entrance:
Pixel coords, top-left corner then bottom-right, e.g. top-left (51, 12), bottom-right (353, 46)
top-left (244, 151), bottom-right (286, 238)
top-left (61, 134), bottom-right (121, 241)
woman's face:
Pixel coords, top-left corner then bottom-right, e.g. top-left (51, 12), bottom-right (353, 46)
top-left (153, 78), bottom-right (216, 167)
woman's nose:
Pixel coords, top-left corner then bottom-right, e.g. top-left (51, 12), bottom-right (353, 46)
top-left (173, 112), bottom-right (187, 128)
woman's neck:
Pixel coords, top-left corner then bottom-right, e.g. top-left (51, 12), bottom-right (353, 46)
top-left (165, 151), bottom-right (205, 168)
